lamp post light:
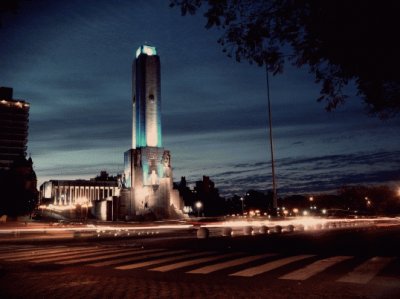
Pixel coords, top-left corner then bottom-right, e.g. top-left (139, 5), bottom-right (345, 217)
top-left (240, 197), bottom-right (244, 216)
top-left (195, 201), bottom-right (202, 218)
top-left (365, 196), bottom-right (372, 207)
top-left (293, 208), bottom-right (299, 216)
top-left (309, 196), bottom-right (314, 211)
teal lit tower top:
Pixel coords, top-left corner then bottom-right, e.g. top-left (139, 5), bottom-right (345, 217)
top-left (135, 45), bottom-right (157, 58)
top-left (132, 45), bottom-right (162, 148)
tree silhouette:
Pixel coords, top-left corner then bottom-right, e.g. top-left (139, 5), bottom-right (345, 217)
top-left (170, 0), bottom-right (400, 118)
top-left (0, 0), bottom-right (20, 28)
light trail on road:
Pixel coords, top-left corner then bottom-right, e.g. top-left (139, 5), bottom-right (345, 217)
top-left (0, 217), bottom-right (399, 240)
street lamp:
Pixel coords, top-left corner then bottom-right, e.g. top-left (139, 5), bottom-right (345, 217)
top-left (309, 196), bottom-right (315, 211)
top-left (195, 201), bottom-right (202, 217)
top-left (265, 66), bottom-right (277, 211)
top-left (240, 197), bottom-right (244, 216)
top-left (365, 196), bottom-right (372, 207)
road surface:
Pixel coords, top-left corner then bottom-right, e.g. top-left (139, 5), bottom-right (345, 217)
top-left (0, 223), bottom-right (399, 298)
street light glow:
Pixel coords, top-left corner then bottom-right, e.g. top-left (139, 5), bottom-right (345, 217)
top-left (195, 201), bottom-right (202, 217)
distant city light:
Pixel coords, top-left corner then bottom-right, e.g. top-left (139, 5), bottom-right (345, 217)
top-left (195, 201), bottom-right (202, 217)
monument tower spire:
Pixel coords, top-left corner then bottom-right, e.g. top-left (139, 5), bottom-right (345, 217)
top-left (132, 45), bottom-right (162, 149)
top-left (122, 45), bottom-right (183, 219)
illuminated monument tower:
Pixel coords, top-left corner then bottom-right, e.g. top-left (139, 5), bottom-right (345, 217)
top-left (122, 45), bottom-right (183, 219)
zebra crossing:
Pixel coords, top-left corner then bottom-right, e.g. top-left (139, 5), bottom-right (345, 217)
top-left (0, 245), bottom-right (398, 284)
top-left (337, 256), bottom-right (396, 284)
top-left (280, 255), bottom-right (353, 280)
top-left (229, 254), bottom-right (316, 277)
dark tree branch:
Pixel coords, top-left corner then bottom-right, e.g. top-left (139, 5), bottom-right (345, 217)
top-left (170, 0), bottom-right (400, 119)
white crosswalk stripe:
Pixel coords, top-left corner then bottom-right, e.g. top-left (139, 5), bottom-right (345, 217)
top-left (57, 248), bottom-right (163, 265)
top-left (337, 256), bottom-right (396, 284)
top-left (0, 246), bottom-right (67, 259)
top-left (1, 245), bottom-right (398, 285)
top-left (32, 247), bottom-right (132, 263)
top-left (150, 252), bottom-right (242, 272)
top-left (187, 253), bottom-right (277, 274)
top-left (115, 251), bottom-right (215, 270)
top-left (229, 255), bottom-right (315, 277)
top-left (88, 249), bottom-right (184, 267)
top-left (5, 247), bottom-right (99, 262)
top-left (279, 256), bottom-right (353, 280)
top-left (0, 245), bottom-right (36, 253)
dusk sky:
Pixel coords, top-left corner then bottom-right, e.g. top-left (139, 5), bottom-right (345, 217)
top-left (1, 0), bottom-right (399, 197)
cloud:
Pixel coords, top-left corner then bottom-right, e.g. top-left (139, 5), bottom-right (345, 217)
top-left (188, 151), bottom-right (400, 197)
top-left (1, 0), bottom-right (399, 201)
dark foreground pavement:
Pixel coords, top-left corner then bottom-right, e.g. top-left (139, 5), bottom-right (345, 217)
top-left (1, 225), bottom-right (400, 299)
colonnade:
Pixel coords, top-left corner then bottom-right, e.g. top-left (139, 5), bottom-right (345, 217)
top-left (52, 185), bottom-right (119, 206)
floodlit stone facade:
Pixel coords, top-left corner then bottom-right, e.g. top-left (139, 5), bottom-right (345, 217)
top-left (121, 46), bottom-right (183, 220)
top-left (37, 46), bottom-right (184, 221)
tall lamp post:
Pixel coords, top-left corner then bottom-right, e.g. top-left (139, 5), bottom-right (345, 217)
top-left (266, 65), bottom-right (277, 211)
top-left (240, 197), bottom-right (244, 215)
